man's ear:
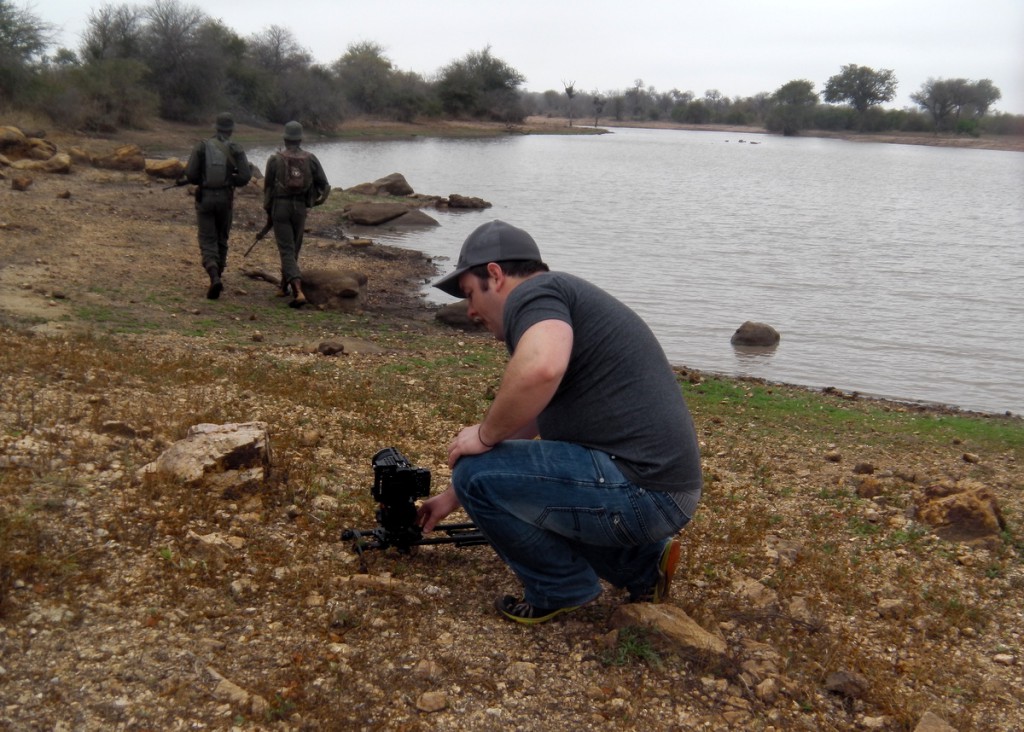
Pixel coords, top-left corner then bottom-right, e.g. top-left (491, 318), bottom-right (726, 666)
top-left (486, 262), bottom-right (506, 289)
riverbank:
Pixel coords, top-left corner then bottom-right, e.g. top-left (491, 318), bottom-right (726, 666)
top-left (1, 123), bottom-right (1022, 731)
top-left (30, 113), bottom-right (1024, 157)
top-left (525, 115), bottom-right (1024, 153)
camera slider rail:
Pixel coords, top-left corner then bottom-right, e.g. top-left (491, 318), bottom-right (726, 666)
top-left (341, 521), bottom-right (488, 554)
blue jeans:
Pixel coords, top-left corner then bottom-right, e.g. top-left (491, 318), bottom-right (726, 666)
top-left (451, 440), bottom-right (695, 609)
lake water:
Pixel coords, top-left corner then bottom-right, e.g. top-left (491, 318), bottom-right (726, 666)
top-left (249, 128), bottom-right (1024, 416)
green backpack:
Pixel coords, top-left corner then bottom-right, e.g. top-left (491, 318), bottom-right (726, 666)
top-left (203, 139), bottom-right (235, 188)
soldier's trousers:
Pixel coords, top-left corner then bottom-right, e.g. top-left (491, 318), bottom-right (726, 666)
top-left (270, 197), bottom-right (308, 284)
top-left (195, 189), bottom-right (234, 274)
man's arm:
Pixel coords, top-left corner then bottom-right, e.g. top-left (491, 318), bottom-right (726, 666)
top-left (447, 319), bottom-right (572, 466)
top-left (311, 156), bottom-right (330, 206)
top-left (231, 146), bottom-right (253, 187)
top-left (262, 155), bottom-right (277, 211)
top-left (184, 141), bottom-right (203, 185)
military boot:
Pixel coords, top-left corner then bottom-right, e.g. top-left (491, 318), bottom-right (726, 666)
top-left (289, 278), bottom-right (307, 308)
top-left (206, 266), bottom-right (223, 300)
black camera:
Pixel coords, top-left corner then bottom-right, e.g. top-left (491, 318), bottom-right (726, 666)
top-left (371, 447), bottom-right (430, 544)
top-left (342, 447), bottom-right (487, 561)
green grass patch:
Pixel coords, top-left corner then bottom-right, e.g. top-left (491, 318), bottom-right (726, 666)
top-left (601, 626), bottom-right (662, 667)
top-left (685, 375), bottom-right (1024, 456)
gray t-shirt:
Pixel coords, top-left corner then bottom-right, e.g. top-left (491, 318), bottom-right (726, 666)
top-left (504, 272), bottom-right (702, 500)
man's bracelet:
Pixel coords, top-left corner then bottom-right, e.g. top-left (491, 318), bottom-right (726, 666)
top-left (478, 425), bottom-right (496, 448)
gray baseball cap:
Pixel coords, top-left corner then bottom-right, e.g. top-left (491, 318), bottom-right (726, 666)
top-left (433, 220), bottom-right (541, 298)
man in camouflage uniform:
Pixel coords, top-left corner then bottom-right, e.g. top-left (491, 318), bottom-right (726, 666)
top-left (262, 121), bottom-right (330, 308)
top-left (184, 112), bottom-right (252, 299)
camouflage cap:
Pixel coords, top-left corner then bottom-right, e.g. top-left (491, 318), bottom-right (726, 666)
top-left (215, 112), bottom-right (235, 133)
top-left (283, 121), bottom-right (303, 142)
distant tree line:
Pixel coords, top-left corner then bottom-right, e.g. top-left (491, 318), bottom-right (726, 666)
top-left (0, 0), bottom-right (526, 131)
top-left (530, 66), bottom-right (1020, 137)
top-left (2, 0), bottom-right (1022, 138)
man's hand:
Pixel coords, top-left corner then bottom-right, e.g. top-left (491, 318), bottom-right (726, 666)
top-left (416, 485), bottom-right (460, 533)
top-left (446, 423), bottom-right (494, 468)
top-left (313, 185), bottom-right (331, 206)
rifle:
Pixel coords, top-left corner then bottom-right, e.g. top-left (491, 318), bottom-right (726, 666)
top-left (162, 178), bottom-right (190, 191)
top-left (244, 213), bottom-right (274, 257)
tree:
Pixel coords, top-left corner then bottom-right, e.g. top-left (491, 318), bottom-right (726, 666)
top-left (436, 46), bottom-right (525, 122)
top-left (592, 93), bottom-right (604, 126)
top-left (331, 41), bottom-right (429, 122)
top-left (704, 89), bottom-right (726, 122)
top-left (140, 0), bottom-right (210, 120)
top-left (964, 79), bottom-right (1001, 119)
top-left (627, 78), bottom-right (645, 118)
top-left (910, 77), bottom-right (959, 131)
top-left (911, 77), bottom-right (1003, 133)
top-left (767, 79), bottom-right (818, 135)
top-left (562, 80), bottom-right (576, 126)
top-left (823, 64), bottom-right (897, 128)
top-left (0, 0), bottom-right (54, 103)
top-left (248, 25), bottom-right (310, 75)
top-left (80, 4), bottom-right (145, 62)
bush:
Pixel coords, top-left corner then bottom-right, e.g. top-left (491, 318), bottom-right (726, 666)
top-left (955, 118), bottom-right (981, 138)
top-left (811, 104), bottom-right (857, 131)
top-left (981, 113), bottom-right (1024, 136)
top-left (898, 109), bottom-right (934, 133)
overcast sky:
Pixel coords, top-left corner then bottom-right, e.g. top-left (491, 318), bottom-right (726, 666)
top-left (33, 0), bottom-right (1024, 114)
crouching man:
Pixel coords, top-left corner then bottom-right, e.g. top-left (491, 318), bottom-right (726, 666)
top-left (417, 220), bottom-right (702, 624)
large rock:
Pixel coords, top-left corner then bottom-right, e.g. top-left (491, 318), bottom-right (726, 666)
top-left (435, 300), bottom-right (486, 331)
top-left (0, 128), bottom-right (59, 164)
top-left (0, 126), bottom-right (27, 148)
top-left (146, 157), bottom-right (186, 179)
top-left (388, 209), bottom-right (439, 227)
top-left (446, 193), bottom-right (492, 209)
top-left (302, 269), bottom-right (368, 311)
top-left (11, 152), bottom-right (72, 174)
top-left (346, 172), bottom-right (415, 197)
top-left (610, 603), bottom-right (727, 659)
top-left (730, 321), bottom-right (780, 347)
top-left (93, 144), bottom-right (146, 171)
top-left (137, 422), bottom-right (271, 496)
top-left (915, 479), bottom-right (1006, 546)
top-left (344, 202), bottom-right (411, 226)
top-left (371, 172), bottom-right (414, 196)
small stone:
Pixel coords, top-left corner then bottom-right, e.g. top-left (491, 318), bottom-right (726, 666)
top-left (413, 659), bottom-right (443, 679)
top-left (416, 691), bottom-right (447, 712)
top-left (825, 669), bottom-right (869, 699)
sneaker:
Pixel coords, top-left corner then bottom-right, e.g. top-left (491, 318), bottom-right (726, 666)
top-left (495, 594), bottom-right (580, 625)
top-left (630, 536), bottom-right (682, 603)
